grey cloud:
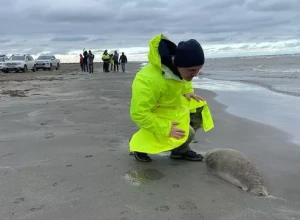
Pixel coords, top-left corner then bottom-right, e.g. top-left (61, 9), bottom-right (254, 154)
top-left (37, 11), bottom-right (109, 23)
top-left (284, 42), bottom-right (300, 48)
top-left (201, 0), bottom-right (243, 10)
top-left (219, 47), bottom-right (234, 51)
top-left (88, 37), bottom-right (108, 42)
top-left (6, 43), bottom-right (21, 47)
top-left (92, 49), bottom-right (105, 53)
top-left (51, 36), bottom-right (88, 42)
top-left (135, 0), bottom-right (168, 8)
top-left (207, 36), bottom-right (230, 42)
top-left (47, 48), bottom-right (72, 55)
top-left (0, 39), bottom-right (11, 43)
top-left (239, 45), bottom-right (250, 49)
top-left (1, 0), bottom-right (299, 60)
top-left (245, 0), bottom-right (300, 12)
top-left (39, 44), bottom-right (49, 47)
top-left (259, 45), bottom-right (271, 49)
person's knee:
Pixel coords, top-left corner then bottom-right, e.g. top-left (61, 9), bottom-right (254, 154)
top-left (190, 107), bottom-right (203, 131)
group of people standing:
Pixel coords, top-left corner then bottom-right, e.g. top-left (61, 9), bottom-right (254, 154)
top-left (80, 49), bottom-right (127, 73)
top-left (101, 50), bottom-right (128, 73)
top-left (80, 50), bottom-right (95, 73)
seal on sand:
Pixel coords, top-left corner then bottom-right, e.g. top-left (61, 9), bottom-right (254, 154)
top-left (205, 148), bottom-right (270, 196)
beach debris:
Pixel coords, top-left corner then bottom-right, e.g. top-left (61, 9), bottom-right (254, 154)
top-left (14, 197), bottom-right (25, 204)
top-left (28, 205), bottom-right (45, 212)
top-left (44, 133), bottom-right (55, 139)
top-left (53, 180), bottom-right (64, 186)
top-left (172, 184), bottom-right (180, 188)
top-left (0, 152), bottom-right (15, 159)
top-left (155, 205), bottom-right (169, 212)
top-left (0, 89), bottom-right (31, 97)
top-left (70, 186), bottom-right (83, 192)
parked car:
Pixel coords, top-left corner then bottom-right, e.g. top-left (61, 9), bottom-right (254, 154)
top-left (2, 54), bottom-right (36, 73)
top-left (0, 54), bottom-right (8, 71)
top-left (35, 55), bottom-right (60, 71)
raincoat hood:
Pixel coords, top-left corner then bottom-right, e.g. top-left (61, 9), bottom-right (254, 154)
top-left (148, 34), bottom-right (177, 69)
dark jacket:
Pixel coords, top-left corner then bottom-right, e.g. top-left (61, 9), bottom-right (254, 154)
top-left (88, 53), bottom-right (94, 63)
top-left (119, 55), bottom-right (127, 63)
top-left (83, 51), bottom-right (88, 63)
top-left (113, 53), bottom-right (119, 62)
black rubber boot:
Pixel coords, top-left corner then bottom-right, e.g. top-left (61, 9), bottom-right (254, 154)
top-left (133, 152), bottom-right (152, 162)
top-left (170, 150), bottom-right (204, 162)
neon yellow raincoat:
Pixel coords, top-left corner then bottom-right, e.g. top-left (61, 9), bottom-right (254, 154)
top-left (129, 34), bottom-right (214, 154)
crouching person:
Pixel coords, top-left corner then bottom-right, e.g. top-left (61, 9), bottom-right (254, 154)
top-left (129, 34), bottom-right (214, 162)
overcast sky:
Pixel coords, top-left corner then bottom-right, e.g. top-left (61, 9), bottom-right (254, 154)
top-left (1, 0), bottom-right (300, 62)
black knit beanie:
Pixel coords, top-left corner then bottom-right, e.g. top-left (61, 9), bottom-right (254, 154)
top-left (174, 39), bottom-right (205, 67)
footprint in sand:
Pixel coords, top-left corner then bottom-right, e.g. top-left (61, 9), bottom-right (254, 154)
top-left (178, 200), bottom-right (197, 211)
top-left (28, 205), bottom-right (44, 212)
top-left (0, 152), bottom-right (15, 159)
top-left (155, 205), bottom-right (170, 212)
top-left (53, 180), bottom-right (64, 186)
top-left (64, 110), bottom-right (72, 114)
top-left (70, 186), bottom-right (83, 192)
top-left (14, 197), bottom-right (25, 204)
top-left (40, 121), bottom-right (51, 126)
top-left (172, 184), bottom-right (180, 188)
top-left (44, 133), bottom-right (55, 139)
top-left (181, 213), bottom-right (205, 220)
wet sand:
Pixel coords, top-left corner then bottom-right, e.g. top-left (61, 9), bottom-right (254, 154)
top-left (0, 63), bottom-right (300, 220)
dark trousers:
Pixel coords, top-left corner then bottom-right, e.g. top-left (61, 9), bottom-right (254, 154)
top-left (83, 62), bottom-right (88, 72)
top-left (80, 63), bottom-right (83, 71)
top-left (171, 107), bottom-right (203, 154)
top-left (114, 61), bottom-right (119, 71)
top-left (89, 63), bottom-right (94, 73)
top-left (103, 62), bottom-right (110, 72)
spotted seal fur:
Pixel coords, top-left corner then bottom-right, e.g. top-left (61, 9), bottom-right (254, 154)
top-left (205, 148), bottom-right (270, 196)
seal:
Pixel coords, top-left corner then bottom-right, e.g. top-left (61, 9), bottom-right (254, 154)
top-left (205, 148), bottom-right (270, 196)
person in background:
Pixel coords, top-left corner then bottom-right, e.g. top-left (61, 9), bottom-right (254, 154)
top-left (88, 50), bottom-right (95, 73)
top-left (129, 34), bottom-right (214, 162)
top-left (79, 54), bottom-right (84, 71)
top-left (113, 50), bottom-right (119, 71)
top-left (119, 52), bottom-right (127, 72)
top-left (102, 50), bottom-right (110, 72)
top-left (109, 54), bottom-right (114, 71)
top-left (83, 50), bottom-right (89, 72)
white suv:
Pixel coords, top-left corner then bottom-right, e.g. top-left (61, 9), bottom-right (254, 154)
top-left (35, 55), bottom-right (60, 71)
top-left (0, 55), bottom-right (8, 71)
top-left (2, 54), bottom-right (36, 73)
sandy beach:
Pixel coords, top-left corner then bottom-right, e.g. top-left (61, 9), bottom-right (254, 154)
top-left (1, 62), bottom-right (300, 220)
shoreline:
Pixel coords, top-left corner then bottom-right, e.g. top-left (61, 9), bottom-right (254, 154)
top-left (202, 76), bottom-right (300, 97)
top-left (193, 77), bottom-right (300, 145)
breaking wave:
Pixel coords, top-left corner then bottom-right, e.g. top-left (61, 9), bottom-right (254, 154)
top-left (253, 64), bottom-right (300, 73)
top-left (140, 62), bottom-right (148, 67)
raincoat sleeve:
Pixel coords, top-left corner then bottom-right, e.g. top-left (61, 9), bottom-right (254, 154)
top-left (182, 81), bottom-right (194, 95)
top-left (130, 75), bottom-right (171, 136)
